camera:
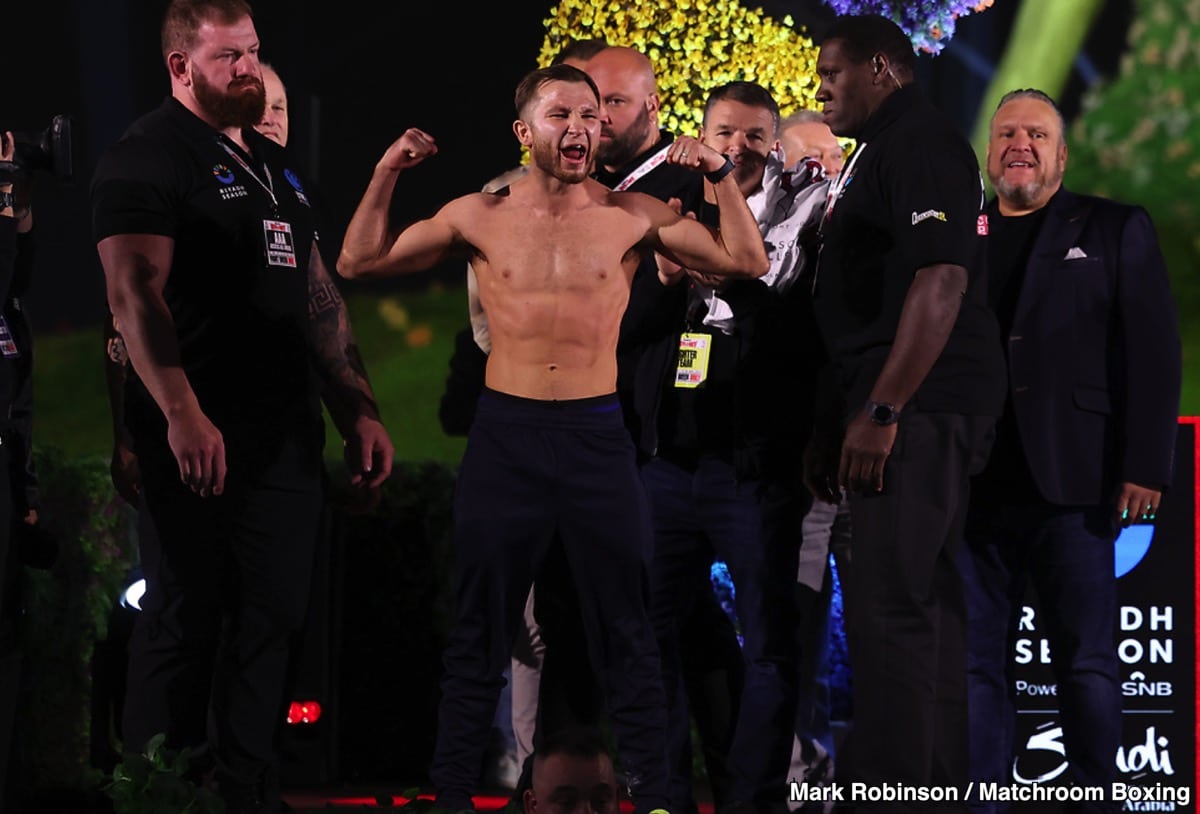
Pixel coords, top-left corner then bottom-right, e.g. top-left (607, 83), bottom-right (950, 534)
top-left (1, 114), bottom-right (75, 182)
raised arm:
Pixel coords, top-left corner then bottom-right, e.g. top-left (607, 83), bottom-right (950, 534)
top-left (97, 233), bottom-right (226, 497)
top-left (306, 243), bottom-right (394, 488)
top-left (337, 127), bottom-right (458, 280)
top-left (649, 136), bottom-right (769, 279)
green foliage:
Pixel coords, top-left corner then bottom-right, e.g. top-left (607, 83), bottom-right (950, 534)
top-left (331, 458), bottom-right (460, 780)
top-left (1065, 0), bottom-right (1200, 314)
top-left (23, 448), bottom-right (136, 792)
top-left (104, 734), bottom-right (225, 814)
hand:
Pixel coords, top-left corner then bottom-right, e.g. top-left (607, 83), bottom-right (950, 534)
top-left (802, 429), bottom-right (844, 504)
top-left (379, 128), bottom-right (438, 173)
top-left (110, 441), bottom-right (143, 504)
top-left (0, 130), bottom-right (13, 164)
top-left (838, 411), bottom-right (898, 495)
top-left (666, 136), bottom-right (724, 174)
top-left (166, 406), bottom-right (226, 497)
top-left (344, 414), bottom-right (394, 489)
top-left (1113, 481), bottom-right (1163, 528)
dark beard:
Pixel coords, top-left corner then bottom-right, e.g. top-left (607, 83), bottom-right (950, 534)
top-left (597, 104), bottom-right (654, 169)
top-left (194, 70), bottom-right (266, 129)
top-left (531, 139), bottom-right (591, 184)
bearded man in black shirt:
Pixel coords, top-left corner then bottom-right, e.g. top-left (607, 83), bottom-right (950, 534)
top-left (91, 2), bottom-right (393, 811)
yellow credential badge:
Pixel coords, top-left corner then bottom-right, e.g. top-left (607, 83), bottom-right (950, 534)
top-left (674, 332), bottom-right (712, 389)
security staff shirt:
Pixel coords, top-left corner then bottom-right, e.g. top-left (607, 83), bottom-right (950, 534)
top-left (814, 85), bottom-right (1005, 416)
top-left (91, 97), bottom-right (322, 457)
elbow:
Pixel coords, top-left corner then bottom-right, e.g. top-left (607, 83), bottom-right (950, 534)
top-left (748, 253), bottom-right (770, 279)
top-left (336, 252), bottom-right (367, 280)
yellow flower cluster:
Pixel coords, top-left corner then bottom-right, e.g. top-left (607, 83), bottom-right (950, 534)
top-left (540, 0), bottom-right (823, 135)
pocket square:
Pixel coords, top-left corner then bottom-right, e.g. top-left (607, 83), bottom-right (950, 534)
top-left (1064, 246), bottom-right (1088, 260)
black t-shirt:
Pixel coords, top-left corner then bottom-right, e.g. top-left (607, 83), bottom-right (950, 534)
top-left (656, 202), bottom-right (741, 466)
top-left (596, 131), bottom-right (704, 438)
top-left (814, 86), bottom-right (1005, 416)
top-left (972, 200), bottom-right (1050, 502)
top-left (987, 203), bottom-right (1047, 334)
top-left (92, 97), bottom-right (322, 456)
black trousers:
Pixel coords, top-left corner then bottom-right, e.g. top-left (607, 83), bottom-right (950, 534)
top-left (123, 432), bottom-right (324, 797)
top-left (840, 412), bottom-right (994, 813)
top-left (431, 389), bottom-right (668, 814)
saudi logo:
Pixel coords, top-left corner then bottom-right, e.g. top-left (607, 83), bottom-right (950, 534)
top-left (212, 164), bottom-right (235, 185)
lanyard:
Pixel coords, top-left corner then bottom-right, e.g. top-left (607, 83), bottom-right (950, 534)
top-left (218, 137), bottom-right (279, 212)
top-left (814, 141), bottom-right (868, 294)
top-left (821, 141), bottom-right (867, 229)
top-left (613, 143), bottom-right (673, 191)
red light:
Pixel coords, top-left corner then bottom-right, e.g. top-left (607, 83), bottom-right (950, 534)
top-left (286, 700), bottom-right (322, 725)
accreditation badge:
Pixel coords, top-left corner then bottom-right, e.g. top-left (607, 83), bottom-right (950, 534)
top-left (674, 332), bottom-right (711, 389)
top-left (0, 315), bottom-right (17, 358)
top-left (263, 219), bottom-right (298, 268)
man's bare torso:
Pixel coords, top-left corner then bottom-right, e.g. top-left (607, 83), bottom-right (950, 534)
top-left (449, 177), bottom-right (650, 401)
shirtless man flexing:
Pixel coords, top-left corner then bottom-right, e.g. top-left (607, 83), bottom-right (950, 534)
top-left (338, 63), bottom-right (767, 814)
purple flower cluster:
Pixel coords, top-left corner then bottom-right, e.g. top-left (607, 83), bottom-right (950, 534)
top-left (822, 0), bottom-right (993, 54)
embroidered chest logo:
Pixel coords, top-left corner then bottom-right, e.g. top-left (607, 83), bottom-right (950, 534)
top-left (911, 209), bottom-right (947, 226)
top-left (212, 163), bottom-right (235, 184)
top-left (212, 164), bottom-right (248, 201)
top-left (284, 168), bottom-right (311, 207)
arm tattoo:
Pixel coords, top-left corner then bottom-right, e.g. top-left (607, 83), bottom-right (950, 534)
top-left (306, 245), bottom-right (381, 428)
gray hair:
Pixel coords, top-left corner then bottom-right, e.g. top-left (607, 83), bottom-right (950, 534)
top-left (992, 88), bottom-right (1066, 144)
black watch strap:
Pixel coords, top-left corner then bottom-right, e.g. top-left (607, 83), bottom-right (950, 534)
top-left (865, 400), bottom-right (901, 426)
top-left (705, 156), bottom-right (736, 184)
top-left (0, 190), bottom-right (14, 211)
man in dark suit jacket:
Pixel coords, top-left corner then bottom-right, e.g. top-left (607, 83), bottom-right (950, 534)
top-left (961, 89), bottom-right (1182, 814)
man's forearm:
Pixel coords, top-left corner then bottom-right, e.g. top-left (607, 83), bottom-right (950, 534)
top-left (103, 313), bottom-right (134, 443)
top-left (308, 252), bottom-right (380, 434)
top-left (869, 263), bottom-right (966, 408)
top-left (710, 170), bottom-right (770, 278)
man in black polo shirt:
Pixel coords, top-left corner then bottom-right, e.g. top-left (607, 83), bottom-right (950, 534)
top-left (805, 15), bottom-right (1005, 808)
top-left (91, 2), bottom-right (393, 811)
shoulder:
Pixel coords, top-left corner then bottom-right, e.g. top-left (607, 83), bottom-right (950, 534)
top-left (438, 191), bottom-right (493, 220)
top-left (94, 110), bottom-right (186, 190)
top-left (1056, 190), bottom-right (1154, 237)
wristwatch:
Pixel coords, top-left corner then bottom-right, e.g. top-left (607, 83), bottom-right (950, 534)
top-left (865, 400), bottom-right (901, 426)
top-left (0, 191), bottom-right (13, 212)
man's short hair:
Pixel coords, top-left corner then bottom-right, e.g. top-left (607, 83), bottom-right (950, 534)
top-left (551, 38), bottom-right (609, 66)
top-left (535, 726), bottom-right (611, 764)
top-left (514, 64), bottom-right (601, 119)
top-left (704, 81), bottom-right (781, 137)
top-left (781, 109), bottom-right (825, 129)
top-left (161, 0), bottom-right (254, 60)
top-left (822, 14), bottom-right (917, 76)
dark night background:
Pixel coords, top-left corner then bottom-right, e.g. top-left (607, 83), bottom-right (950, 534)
top-left (7, 0), bottom-right (1131, 332)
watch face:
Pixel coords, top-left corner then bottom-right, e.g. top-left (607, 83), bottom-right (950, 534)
top-left (868, 401), bottom-right (898, 424)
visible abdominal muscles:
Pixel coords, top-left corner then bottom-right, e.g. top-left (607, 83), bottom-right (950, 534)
top-left (482, 284), bottom-right (629, 401)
